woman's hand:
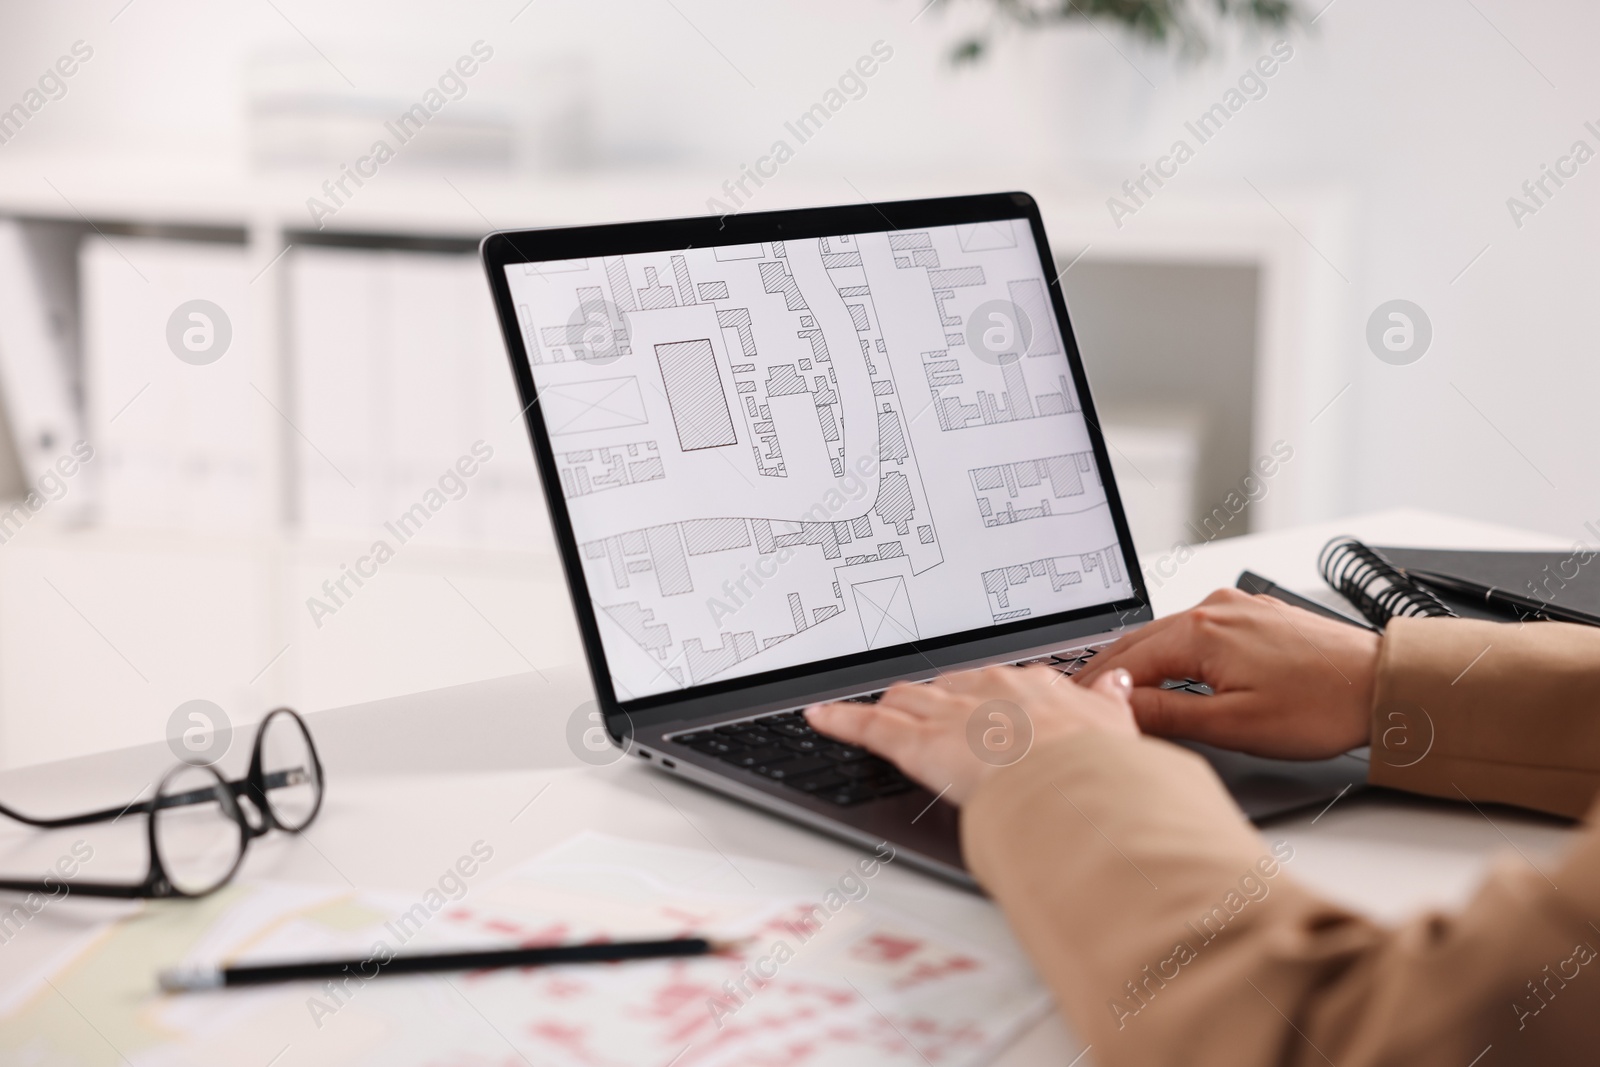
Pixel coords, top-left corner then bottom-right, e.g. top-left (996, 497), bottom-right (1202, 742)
top-left (1077, 587), bottom-right (1381, 759)
top-left (805, 588), bottom-right (1379, 802)
top-left (805, 664), bottom-right (1137, 805)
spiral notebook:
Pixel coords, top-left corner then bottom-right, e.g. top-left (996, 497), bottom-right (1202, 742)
top-left (1317, 537), bottom-right (1600, 629)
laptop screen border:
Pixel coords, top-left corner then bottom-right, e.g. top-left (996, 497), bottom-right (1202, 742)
top-left (482, 191), bottom-right (1152, 731)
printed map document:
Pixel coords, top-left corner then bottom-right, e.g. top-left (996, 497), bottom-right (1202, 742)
top-left (1, 832), bottom-right (1050, 1066)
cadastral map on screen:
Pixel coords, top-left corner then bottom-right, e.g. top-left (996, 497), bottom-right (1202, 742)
top-left (504, 219), bottom-right (1131, 700)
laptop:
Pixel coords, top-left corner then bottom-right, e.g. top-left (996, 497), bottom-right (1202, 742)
top-left (482, 192), bottom-right (1365, 887)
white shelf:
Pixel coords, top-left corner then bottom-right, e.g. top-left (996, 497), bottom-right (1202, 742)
top-left (0, 152), bottom-right (1353, 531)
top-left (0, 149), bottom-right (1324, 241)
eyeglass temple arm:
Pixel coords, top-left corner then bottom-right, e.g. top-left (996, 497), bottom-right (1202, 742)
top-left (0, 797), bottom-right (149, 830)
top-left (0, 769), bottom-right (306, 829)
top-left (0, 877), bottom-right (146, 899)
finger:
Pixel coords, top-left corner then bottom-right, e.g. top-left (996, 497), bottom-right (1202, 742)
top-left (875, 680), bottom-right (957, 718)
top-left (1081, 588), bottom-right (1255, 685)
top-left (805, 702), bottom-right (923, 760)
top-left (1086, 666), bottom-right (1133, 705)
top-left (938, 664), bottom-right (1024, 696)
top-left (1128, 686), bottom-right (1251, 747)
top-left (1076, 613), bottom-right (1188, 685)
top-left (1084, 619), bottom-right (1211, 690)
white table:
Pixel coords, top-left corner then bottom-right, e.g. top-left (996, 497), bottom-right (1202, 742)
top-left (0, 507), bottom-right (1581, 1065)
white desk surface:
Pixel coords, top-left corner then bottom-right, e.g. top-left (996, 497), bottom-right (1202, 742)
top-left (0, 507), bottom-right (1580, 1065)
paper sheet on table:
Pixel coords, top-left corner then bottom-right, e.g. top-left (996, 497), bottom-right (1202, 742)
top-left (0, 831), bottom-right (1051, 1066)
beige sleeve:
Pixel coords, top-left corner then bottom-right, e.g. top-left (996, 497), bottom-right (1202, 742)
top-left (1370, 617), bottom-right (1600, 817)
top-left (962, 729), bottom-right (1600, 1066)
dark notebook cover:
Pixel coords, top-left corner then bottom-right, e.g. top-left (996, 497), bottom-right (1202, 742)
top-left (1375, 546), bottom-right (1600, 623)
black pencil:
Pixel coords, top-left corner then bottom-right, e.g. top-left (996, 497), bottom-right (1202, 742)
top-left (159, 936), bottom-right (732, 992)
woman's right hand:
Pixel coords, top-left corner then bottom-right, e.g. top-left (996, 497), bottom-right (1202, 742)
top-left (1076, 587), bottom-right (1382, 760)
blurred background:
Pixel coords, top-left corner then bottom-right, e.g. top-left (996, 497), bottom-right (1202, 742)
top-left (0, 0), bottom-right (1590, 770)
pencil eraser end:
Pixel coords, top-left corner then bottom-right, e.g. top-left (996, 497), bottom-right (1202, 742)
top-left (158, 967), bottom-right (222, 993)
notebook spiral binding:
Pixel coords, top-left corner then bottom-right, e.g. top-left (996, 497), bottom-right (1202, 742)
top-left (1318, 536), bottom-right (1457, 630)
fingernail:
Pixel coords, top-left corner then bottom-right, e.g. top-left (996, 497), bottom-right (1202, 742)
top-left (1109, 668), bottom-right (1132, 693)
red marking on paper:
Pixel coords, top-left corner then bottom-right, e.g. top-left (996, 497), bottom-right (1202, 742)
top-left (893, 954), bottom-right (981, 991)
top-left (542, 975), bottom-right (588, 999)
top-left (855, 933), bottom-right (921, 963)
top-left (516, 921), bottom-right (570, 948)
top-left (527, 1020), bottom-right (608, 1066)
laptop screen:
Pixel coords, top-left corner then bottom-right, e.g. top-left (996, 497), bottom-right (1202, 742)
top-left (502, 217), bottom-right (1134, 701)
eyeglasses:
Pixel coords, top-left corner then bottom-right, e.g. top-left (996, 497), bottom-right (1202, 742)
top-left (0, 707), bottom-right (323, 899)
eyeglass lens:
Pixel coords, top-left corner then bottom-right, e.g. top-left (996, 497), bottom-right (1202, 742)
top-left (153, 765), bottom-right (243, 896)
top-left (257, 711), bottom-right (321, 831)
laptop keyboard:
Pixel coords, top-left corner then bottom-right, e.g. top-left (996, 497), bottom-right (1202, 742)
top-left (666, 644), bottom-right (1112, 807)
top-left (671, 710), bottom-right (913, 807)
top-left (1018, 645), bottom-right (1107, 674)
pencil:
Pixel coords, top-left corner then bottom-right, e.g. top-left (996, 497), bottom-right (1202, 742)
top-left (159, 936), bottom-right (734, 992)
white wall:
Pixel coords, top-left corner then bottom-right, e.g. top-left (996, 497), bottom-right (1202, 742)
top-left (0, 0), bottom-right (1595, 547)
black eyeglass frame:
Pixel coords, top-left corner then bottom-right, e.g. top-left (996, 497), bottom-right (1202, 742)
top-left (0, 707), bottom-right (324, 899)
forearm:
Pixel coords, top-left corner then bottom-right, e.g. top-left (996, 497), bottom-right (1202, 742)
top-left (963, 733), bottom-right (1600, 1066)
top-left (1371, 618), bottom-right (1600, 817)
top-left (961, 733), bottom-right (1299, 1063)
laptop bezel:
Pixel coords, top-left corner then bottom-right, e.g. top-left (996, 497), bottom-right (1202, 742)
top-left (481, 191), bottom-right (1152, 739)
